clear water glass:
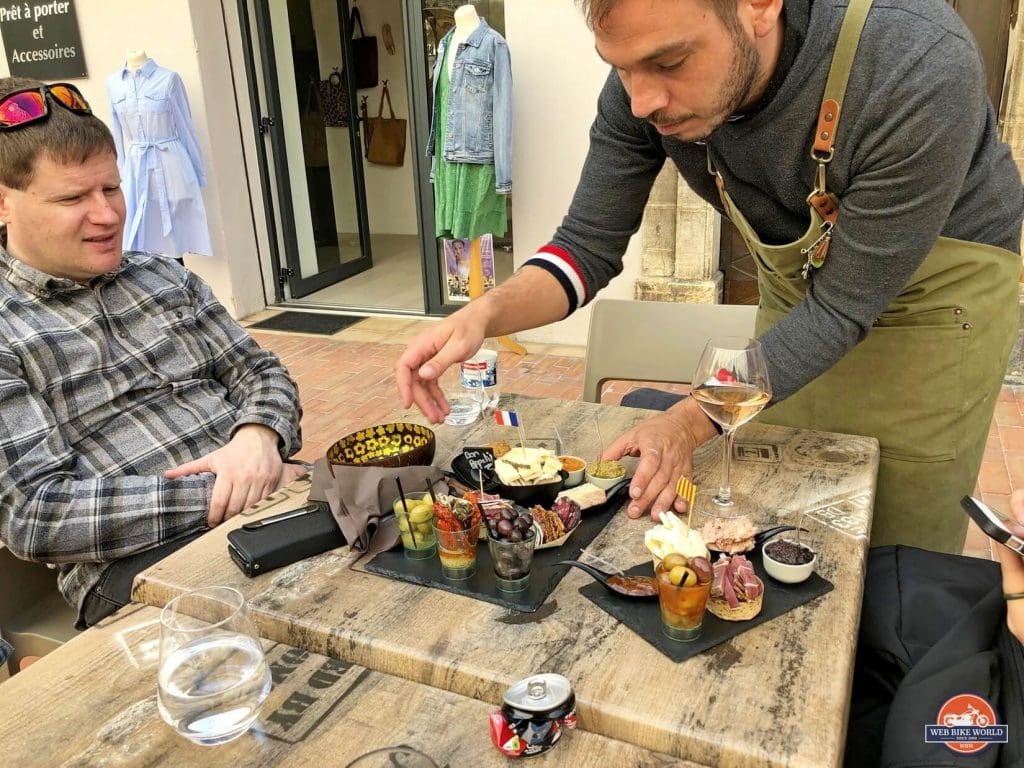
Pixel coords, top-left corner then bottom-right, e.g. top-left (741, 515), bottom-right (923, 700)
top-left (442, 365), bottom-right (482, 426)
top-left (157, 586), bottom-right (271, 746)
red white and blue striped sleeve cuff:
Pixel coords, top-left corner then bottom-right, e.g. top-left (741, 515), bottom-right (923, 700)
top-left (523, 245), bottom-right (588, 315)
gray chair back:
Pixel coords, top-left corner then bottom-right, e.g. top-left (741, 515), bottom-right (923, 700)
top-left (581, 299), bottom-right (759, 403)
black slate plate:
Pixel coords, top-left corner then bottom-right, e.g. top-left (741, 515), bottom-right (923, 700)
top-left (579, 550), bottom-right (833, 662)
top-left (365, 479), bottom-right (630, 612)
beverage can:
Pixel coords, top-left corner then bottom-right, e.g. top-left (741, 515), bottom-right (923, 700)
top-left (489, 673), bottom-right (576, 758)
top-left (461, 346), bottom-right (500, 409)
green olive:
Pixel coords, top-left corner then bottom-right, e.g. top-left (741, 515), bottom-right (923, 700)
top-left (409, 505), bottom-right (433, 524)
top-left (397, 516), bottom-right (411, 533)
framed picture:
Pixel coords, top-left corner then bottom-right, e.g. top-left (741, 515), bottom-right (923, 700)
top-left (443, 234), bottom-right (494, 302)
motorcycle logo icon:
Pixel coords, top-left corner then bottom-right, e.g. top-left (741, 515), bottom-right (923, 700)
top-left (926, 694), bottom-right (1008, 755)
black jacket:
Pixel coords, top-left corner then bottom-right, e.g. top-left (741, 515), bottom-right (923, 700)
top-left (846, 546), bottom-right (1023, 767)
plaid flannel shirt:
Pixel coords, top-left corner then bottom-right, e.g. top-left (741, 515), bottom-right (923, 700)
top-left (0, 249), bottom-right (302, 614)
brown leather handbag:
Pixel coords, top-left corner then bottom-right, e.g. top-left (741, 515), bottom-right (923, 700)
top-left (366, 81), bottom-right (407, 167)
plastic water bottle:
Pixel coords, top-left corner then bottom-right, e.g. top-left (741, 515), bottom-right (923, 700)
top-left (461, 344), bottom-right (500, 410)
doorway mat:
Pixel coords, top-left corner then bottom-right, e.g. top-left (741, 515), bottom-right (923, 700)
top-left (249, 312), bottom-right (364, 335)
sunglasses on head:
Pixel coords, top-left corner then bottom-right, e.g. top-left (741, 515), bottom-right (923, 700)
top-left (0, 83), bottom-right (91, 131)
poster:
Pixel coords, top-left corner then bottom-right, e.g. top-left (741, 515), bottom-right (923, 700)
top-left (443, 234), bottom-right (494, 303)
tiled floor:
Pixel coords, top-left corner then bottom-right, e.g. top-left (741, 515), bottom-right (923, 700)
top-left (247, 313), bottom-right (1011, 561)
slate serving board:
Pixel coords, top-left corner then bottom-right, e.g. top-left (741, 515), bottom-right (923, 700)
top-left (580, 551), bottom-right (834, 662)
top-left (365, 480), bottom-right (629, 612)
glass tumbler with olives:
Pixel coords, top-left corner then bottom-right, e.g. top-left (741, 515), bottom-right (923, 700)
top-left (655, 552), bottom-right (713, 641)
top-left (487, 506), bottom-right (537, 592)
top-left (392, 492), bottom-right (437, 559)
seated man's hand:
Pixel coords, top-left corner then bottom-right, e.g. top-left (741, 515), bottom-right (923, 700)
top-left (996, 489), bottom-right (1024, 645)
top-left (164, 424), bottom-right (287, 526)
top-left (602, 397), bottom-right (718, 521)
top-left (396, 309), bottom-right (486, 424)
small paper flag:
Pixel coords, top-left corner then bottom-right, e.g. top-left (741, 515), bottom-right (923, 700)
top-left (494, 410), bottom-right (520, 427)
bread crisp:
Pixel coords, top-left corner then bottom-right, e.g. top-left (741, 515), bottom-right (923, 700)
top-left (707, 590), bottom-right (763, 621)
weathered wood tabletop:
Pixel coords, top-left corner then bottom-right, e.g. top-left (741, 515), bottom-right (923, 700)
top-left (134, 395), bottom-right (879, 767)
top-left (0, 604), bottom-right (698, 767)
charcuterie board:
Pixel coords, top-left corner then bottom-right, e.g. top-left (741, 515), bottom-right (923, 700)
top-left (579, 552), bottom-right (833, 662)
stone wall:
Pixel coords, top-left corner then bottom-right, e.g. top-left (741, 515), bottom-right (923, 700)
top-left (634, 163), bottom-right (721, 303)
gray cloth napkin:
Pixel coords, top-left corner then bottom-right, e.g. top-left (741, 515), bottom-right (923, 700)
top-left (308, 459), bottom-right (445, 556)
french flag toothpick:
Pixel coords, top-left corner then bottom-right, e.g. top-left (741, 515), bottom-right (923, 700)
top-left (494, 410), bottom-right (519, 427)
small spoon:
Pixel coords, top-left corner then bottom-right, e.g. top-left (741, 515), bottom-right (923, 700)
top-left (554, 560), bottom-right (659, 599)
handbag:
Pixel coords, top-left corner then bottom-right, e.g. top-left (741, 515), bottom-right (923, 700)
top-left (349, 6), bottom-right (379, 89)
top-left (301, 78), bottom-right (329, 167)
top-left (317, 68), bottom-right (350, 128)
top-left (366, 81), bottom-right (407, 167)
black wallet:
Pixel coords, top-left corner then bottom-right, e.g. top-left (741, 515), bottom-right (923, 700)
top-left (226, 502), bottom-right (345, 577)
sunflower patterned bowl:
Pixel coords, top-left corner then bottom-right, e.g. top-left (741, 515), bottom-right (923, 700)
top-left (327, 422), bottom-right (436, 468)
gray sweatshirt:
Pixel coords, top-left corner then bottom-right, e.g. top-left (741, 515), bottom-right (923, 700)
top-left (525, 0), bottom-right (1023, 402)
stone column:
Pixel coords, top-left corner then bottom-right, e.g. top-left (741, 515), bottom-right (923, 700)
top-left (633, 162), bottom-right (722, 303)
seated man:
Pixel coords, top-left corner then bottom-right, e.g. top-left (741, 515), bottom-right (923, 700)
top-left (0, 77), bottom-right (304, 628)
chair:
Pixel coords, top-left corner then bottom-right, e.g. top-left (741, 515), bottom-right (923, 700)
top-left (581, 299), bottom-right (759, 403)
top-left (0, 543), bottom-right (77, 675)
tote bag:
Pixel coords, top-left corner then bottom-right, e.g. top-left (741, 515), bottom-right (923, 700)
top-left (301, 79), bottom-right (329, 167)
top-left (317, 68), bottom-right (350, 128)
top-left (350, 7), bottom-right (379, 89)
top-left (366, 82), bottom-right (406, 167)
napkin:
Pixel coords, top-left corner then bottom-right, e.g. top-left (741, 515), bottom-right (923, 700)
top-left (308, 458), bottom-right (445, 556)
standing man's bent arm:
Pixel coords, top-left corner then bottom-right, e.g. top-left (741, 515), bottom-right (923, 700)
top-left (396, 265), bottom-right (569, 423)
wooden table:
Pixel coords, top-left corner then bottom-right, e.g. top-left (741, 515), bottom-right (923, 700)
top-left (0, 604), bottom-right (697, 767)
top-left (133, 395), bottom-right (879, 767)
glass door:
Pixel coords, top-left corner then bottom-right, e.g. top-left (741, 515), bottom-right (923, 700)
top-left (250, 0), bottom-right (373, 298)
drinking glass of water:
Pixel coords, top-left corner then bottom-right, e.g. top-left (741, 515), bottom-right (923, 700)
top-left (157, 586), bottom-right (271, 746)
top-left (441, 364), bottom-right (482, 427)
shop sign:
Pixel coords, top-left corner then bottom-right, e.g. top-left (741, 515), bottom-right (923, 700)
top-left (0, 1), bottom-right (87, 79)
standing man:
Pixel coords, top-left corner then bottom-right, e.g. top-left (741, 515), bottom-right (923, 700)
top-left (397, 0), bottom-right (1023, 553)
top-left (0, 77), bottom-right (305, 627)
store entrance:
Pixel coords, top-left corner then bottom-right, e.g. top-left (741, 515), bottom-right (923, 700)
top-left (242, 0), bottom-right (513, 314)
top-left (250, 0), bottom-right (377, 300)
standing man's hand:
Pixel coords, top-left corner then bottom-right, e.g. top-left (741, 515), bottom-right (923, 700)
top-left (602, 397), bottom-right (718, 521)
top-left (996, 490), bottom-right (1024, 645)
top-left (164, 424), bottom-right (286, 526)
top-left (396, 306), bottom-right (487, 424)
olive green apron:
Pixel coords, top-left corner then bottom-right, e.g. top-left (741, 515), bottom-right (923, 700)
top-left (709, 0), bottom-right (1019, 552)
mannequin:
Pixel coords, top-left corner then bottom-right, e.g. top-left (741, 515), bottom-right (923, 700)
top-left (107, 58), bottom-right (212, 259)
top-left (448, 5), bottom-right (480, 78)
top-left (124, 50), bottom-right (148, 73)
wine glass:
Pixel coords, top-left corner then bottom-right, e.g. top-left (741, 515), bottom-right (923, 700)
top-left (689, 337), bottom-right (771, 519)
top-left (157, 586), bottom-right (271, 746)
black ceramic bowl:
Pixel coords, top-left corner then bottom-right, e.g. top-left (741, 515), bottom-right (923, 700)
top-left (496, 473), bottom-right (566, 507)
top-left (327, 422), bottom-right (436, 468)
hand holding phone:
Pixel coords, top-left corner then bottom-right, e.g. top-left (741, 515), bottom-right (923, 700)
top-left (960, 496), bottom-right (1024, 554)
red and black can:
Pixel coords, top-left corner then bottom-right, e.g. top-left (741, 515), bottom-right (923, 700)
top-left (489, 673), bottom-right (577, 758)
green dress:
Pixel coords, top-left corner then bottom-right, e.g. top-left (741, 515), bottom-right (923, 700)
top-left (433, 44), bottom-right (507, 240)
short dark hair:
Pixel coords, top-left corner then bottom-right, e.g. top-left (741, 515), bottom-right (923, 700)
top-left (0, 77), bottom-right (116, 190)
top-left (577, 0), bottom-right (740, 31)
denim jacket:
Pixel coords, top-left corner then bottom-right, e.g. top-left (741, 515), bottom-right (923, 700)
top-left (427, 19), bottom-right (513, 194)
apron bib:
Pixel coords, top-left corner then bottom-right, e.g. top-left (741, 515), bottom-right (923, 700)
top-left (710, 0), bottom-right (1019, 552)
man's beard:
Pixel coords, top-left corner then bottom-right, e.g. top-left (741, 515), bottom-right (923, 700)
top-left (650, 27), bottom-right (762, 142)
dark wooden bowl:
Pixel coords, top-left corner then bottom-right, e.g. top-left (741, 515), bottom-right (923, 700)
top-left (327, 422), bottom-right (436, 468)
